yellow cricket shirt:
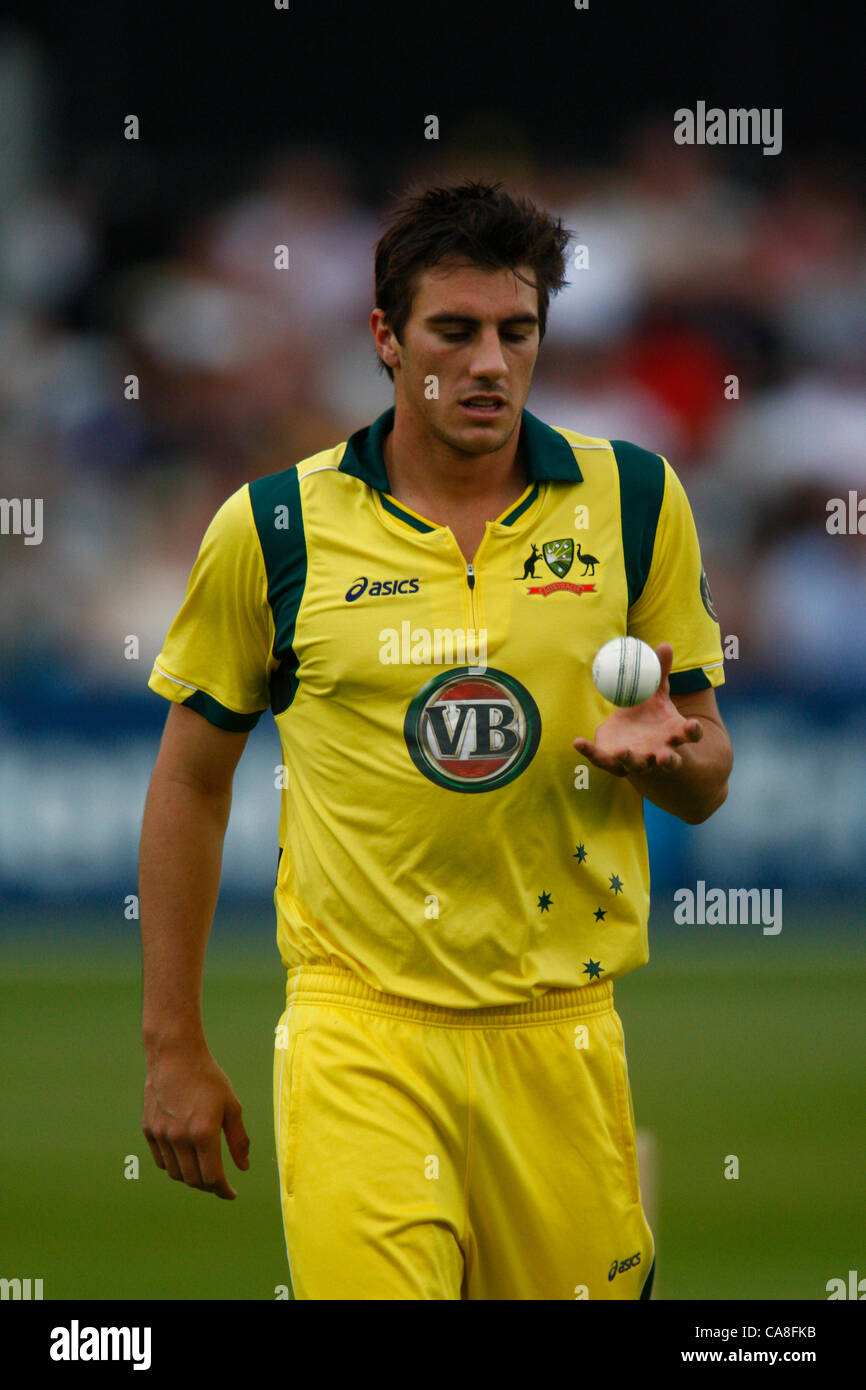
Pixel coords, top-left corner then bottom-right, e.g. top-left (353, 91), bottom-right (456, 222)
top-left (149, 407), bottom-right (724, 1006)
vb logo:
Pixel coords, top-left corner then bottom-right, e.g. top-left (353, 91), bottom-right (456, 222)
top-left (404, 667), bottom-right (541, 792)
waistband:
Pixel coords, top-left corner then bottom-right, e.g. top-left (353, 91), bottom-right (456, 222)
top-left (284, 965), bottom-right (615, 1028)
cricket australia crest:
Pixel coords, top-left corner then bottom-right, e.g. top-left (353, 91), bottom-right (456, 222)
top-left (543, 538), bottom-right (573, 578)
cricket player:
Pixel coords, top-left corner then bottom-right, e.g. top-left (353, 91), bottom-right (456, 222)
top-left (140, 180), bottom-right (732, 1300)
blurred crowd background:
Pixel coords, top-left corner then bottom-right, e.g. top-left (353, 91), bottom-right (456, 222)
top-left (3, 69), bottom-right (865, 695)
top-left (1, 16), bottom-right (864, 901)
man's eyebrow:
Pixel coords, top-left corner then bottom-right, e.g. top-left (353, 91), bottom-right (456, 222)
top-left (424, 312), bottom-right (539, 327)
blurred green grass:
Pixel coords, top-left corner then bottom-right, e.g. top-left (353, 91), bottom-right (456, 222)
top-left (1, 907), bottom-right (863, 1300)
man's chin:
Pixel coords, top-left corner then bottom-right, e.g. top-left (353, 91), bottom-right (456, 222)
top-left (441, 409), bottom-right (519, 455)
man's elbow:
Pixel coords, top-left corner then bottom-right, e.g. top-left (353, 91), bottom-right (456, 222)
top-left (683, 777), bottom-right (730, 826)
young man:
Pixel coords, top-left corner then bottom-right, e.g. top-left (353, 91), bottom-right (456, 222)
top-left (140, 180), bottom-right (732, 1300)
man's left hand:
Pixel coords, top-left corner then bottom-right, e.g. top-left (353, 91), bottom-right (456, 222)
top-left (574, 642), bottom-right (703, 778)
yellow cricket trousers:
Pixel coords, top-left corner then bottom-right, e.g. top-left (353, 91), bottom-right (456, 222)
top-left (273, 965), bottom-right (655, 1300)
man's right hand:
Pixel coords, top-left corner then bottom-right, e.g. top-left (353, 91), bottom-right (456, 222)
top-left (142, 1045), bottom-right (250, 1199)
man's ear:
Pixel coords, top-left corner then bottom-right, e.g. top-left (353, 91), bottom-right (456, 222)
top-left (380, 328), bottom-right (401, 371)
top-left (371, 309), bottom-right (400, 371)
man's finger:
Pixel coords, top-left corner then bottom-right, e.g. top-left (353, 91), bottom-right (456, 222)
top-left (665, 719), bottom-right (703, 750)
top-left (573, 738), bottom-right (628, 776)
top-left (652, 749), bottom-right (683, 772)
top-left (169, 1136), bottom-right (207, 1189)
top-left (143, 1128), bottom-right (166, 1172)
top-left (616, 749), bottom-right (653, 773)
top-left (223, 1099), bottom-right (251, 1173)
top-left (155, 1139), bottom-right (185, 1184)
top-left (655, 642), bottom-right (674, 686)
top-left (616, 746), bottom-right (683, 775)
top-left (194, 1132), bottom-right (237, 1199)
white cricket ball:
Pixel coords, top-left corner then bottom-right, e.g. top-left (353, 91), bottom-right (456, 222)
top-left (592, 637), bottom-right (662, 707)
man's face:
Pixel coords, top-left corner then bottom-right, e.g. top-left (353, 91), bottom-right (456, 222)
top-left (377, 259), bottom-right (541, 456)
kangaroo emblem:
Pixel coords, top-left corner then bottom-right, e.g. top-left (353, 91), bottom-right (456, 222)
top-left (518, 543), bottom-right (541, 579)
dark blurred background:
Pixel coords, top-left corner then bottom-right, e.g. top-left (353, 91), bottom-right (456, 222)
top-left (0, 0), bottom-right (864, 1301)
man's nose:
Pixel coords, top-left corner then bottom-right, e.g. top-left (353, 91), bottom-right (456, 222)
top-left (468, 329), bottom-right (508, 379)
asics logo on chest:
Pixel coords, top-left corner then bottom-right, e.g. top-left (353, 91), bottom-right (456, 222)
top-left (345, 576), bottom-right (421, 601)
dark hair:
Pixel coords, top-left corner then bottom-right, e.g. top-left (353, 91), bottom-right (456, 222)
top-left (373, 180), bottom-right (571, 379)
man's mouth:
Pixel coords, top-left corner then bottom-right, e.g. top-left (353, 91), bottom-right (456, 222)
top-left (459, 395), bottom-right (506, 417)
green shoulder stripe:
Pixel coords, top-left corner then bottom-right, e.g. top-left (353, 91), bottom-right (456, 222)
top-left (248, 469), bottom-right (308, 716)
top-left (610, 440), bottom-right (666, 608)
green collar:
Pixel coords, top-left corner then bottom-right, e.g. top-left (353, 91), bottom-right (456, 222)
top-left (338, 406), bottom-right (583, 492)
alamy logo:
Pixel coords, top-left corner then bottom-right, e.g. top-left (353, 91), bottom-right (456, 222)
top-left (674, 881), bottom-right (782, 935)
top-left (674, 102), bottom-right (782, 156)
top-left (0, 1276), bottom-right (43, 1299)
top-left (49, 1321), bottom-right (152, 1370)
top-left (0, 497), bottom-right (43, 545)
top-left (826, 1270), bottom-right (866, 1299)
top-left (379, 624), bottom-right (487, 666)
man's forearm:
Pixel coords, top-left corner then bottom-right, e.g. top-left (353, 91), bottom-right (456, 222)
top-left (626, 717), bottom-right (732, 824)
top-left (139, 771), bottom-right (231, 1054)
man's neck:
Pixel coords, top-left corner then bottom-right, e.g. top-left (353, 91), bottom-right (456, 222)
top-left (382, 407), bottom-right (527, 513)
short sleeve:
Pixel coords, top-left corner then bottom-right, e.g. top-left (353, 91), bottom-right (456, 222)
top-left (148, 484), bottom-right (274, 729)
top-left (627, 459), bottom-right (725, 695)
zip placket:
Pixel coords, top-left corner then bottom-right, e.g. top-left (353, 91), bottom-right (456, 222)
top-left (466, 560), bottom-right (477, 626)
